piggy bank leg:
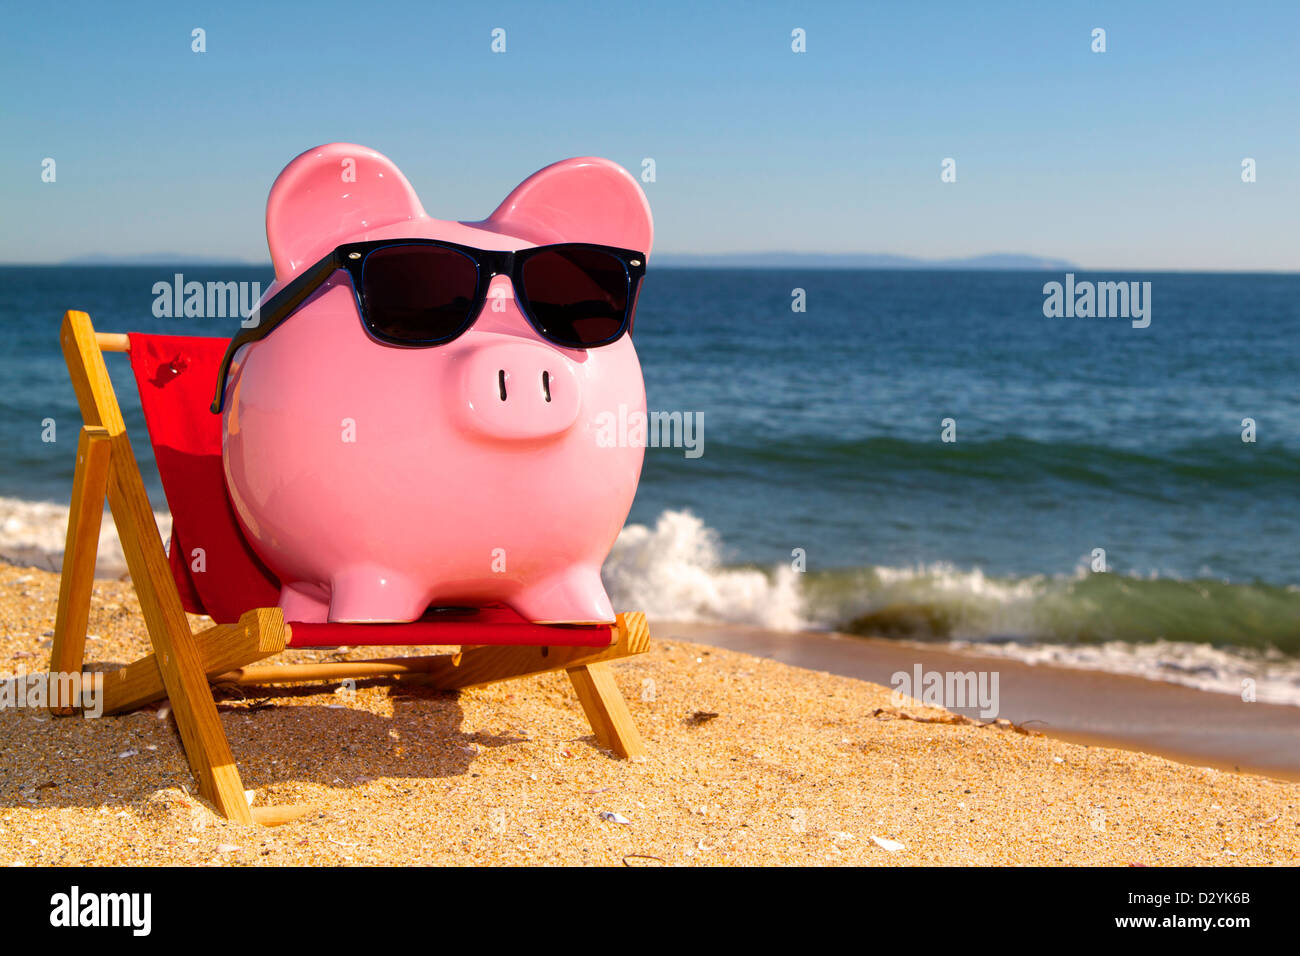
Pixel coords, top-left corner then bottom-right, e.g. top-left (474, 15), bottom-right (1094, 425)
top-left (511, 565), bottom-right (616, 624)
top-left (328, 565), bottom-right (430, 623)
top-left (279, 582), bottom-right (330, 624)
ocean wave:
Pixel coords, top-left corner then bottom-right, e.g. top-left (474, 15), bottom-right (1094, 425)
top-left (810, 562), bottom-right (1300, 651)
top-left (602, 511), bottom-right (1300, 704)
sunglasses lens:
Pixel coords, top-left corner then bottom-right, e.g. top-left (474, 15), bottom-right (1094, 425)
top-left (520, 247), bottom-right (632, 347)
top-left (360, 244), bottom-right (479, 343)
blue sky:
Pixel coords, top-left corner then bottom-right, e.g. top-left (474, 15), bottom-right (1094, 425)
top-left (2, 1), bottom-right (1297, 270)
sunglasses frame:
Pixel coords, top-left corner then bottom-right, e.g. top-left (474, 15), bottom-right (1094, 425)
top-left (210, 238), bottom-right (647, 413)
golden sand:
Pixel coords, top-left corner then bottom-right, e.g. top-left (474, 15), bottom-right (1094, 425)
top-left (1, 563), bottom-right (1297, 866)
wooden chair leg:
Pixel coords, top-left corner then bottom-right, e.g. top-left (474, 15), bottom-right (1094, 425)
top-left (103, 435), bottom-right (254, 823)
top-left (62, 310), bottom-right (254, 824)
top-left (567, 662), bottom-right (646, 759)
top-left (49, 426), bottom-right (112, 714)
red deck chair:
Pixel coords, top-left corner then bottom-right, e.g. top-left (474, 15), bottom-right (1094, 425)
top-left (48, 311), bottom-right (650, 824)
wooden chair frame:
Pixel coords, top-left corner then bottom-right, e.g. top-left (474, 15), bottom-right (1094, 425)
top-left (47, 310), bottom-right (649, 825)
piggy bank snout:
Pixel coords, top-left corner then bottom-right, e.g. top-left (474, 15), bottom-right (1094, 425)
top-left (456, 340), bottom-right (582, 441)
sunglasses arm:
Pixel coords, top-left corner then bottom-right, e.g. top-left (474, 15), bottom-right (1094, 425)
top-left (209, 251), bottom-right (342, 413)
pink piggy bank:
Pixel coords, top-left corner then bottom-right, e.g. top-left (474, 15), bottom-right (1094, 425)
top-left (218, 143), bottom-right (652, 625)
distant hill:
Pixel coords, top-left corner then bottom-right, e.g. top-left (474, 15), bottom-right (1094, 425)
top-left (651, 252), bottom-right (1078, 270)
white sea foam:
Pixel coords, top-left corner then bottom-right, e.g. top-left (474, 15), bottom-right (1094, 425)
top-left (602, 510), bottom-right (807, 630)
top-left (0, 495), bottom-right (170, 577)
top-left (949, 638), bottom-right (1300, 707)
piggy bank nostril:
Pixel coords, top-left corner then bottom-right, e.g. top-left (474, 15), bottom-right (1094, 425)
top-left (456, 346), bottom-right (583, 440)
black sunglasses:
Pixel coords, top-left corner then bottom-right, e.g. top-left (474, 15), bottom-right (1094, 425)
top-left (210, 239), bottom-right (647, 413)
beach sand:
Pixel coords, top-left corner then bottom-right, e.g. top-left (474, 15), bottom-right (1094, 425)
top-left (1, 562), bottom-right (1297, 866)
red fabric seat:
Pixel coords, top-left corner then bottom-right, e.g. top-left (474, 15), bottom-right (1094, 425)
top-left (127, 333), bottom-right (611, 648)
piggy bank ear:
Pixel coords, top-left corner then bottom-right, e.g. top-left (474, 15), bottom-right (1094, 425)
top-left (266, 143), bottom-right (426, 279)
top-left (483, 157), bottom-right (653, 256)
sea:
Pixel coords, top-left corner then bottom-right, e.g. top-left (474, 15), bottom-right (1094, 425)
top-left (2, 265), bottom-right (1298, 704)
